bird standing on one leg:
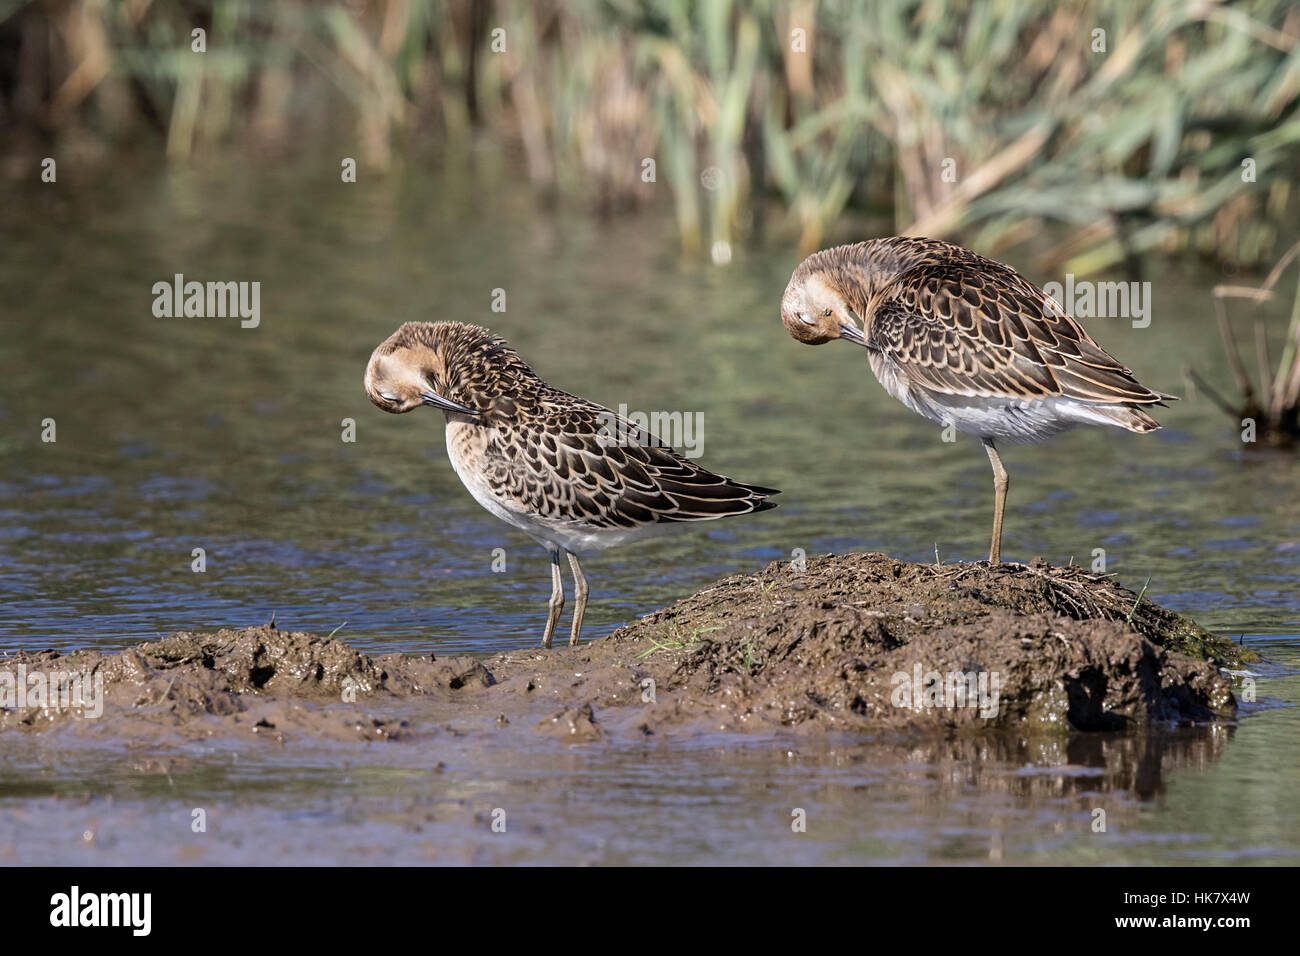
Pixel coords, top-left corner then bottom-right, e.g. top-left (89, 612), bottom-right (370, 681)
top-left (779, 236), bottom-right (1173, 563)
top-left (365, 321), bottom-right (779, 647)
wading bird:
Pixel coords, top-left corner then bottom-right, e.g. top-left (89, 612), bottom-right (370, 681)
top-left (365, 322), bottom-right (778, 646)
top-left (780, 237), bottom-right (1172, 563)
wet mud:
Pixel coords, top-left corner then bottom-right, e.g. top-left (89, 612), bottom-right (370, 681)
top-left (1, 554), bottom-right (1246, 744)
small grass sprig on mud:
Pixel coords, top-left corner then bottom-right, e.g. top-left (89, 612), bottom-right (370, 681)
top-left (1126, 578), bottom-right (1152, 625)
top-left (755, 578), bottom-right (781, 616)
top-left (636, 622), bottom-right (722, 659)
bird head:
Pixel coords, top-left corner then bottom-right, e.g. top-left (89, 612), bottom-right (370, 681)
top-left (780, 268), bottom-right (869, 347)
top-left (364, 322), bottom-right (486, 418)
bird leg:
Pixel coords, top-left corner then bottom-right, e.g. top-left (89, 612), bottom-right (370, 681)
top-left (541, 549), bottom-right (564, 648)
top-left (982, 438), bottom-right (1009, 564)
top-left (567, 552), bottom-right (588, 646)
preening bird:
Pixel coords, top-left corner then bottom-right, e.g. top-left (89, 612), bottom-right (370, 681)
top-left (780, 236), bottom-right (1173, 563)
top-left (365, 321), bottom-right (778, 646)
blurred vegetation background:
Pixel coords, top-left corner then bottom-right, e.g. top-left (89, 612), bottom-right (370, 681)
top-left (2, 0), bottom-right (1299, 275)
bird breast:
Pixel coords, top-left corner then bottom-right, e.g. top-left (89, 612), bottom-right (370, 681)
top-left (444, 421), bottom-right (535, 533)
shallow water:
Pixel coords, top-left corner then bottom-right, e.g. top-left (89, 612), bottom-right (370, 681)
top-left (0, 640), bottom-right (1295, 866)
top-left (1, 161), bottom-right (1298, 864)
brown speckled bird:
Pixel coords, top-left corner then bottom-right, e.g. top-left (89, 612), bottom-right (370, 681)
top-left (365, 321), bottom-right (778, 647)
top-left (781, 236), bottom-right (1173, 563)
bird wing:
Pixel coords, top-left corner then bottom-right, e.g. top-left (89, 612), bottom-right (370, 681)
top-left (485, 393), bottom-right (778, 530)
top-left (866, 258), bottom-right (1162, 405)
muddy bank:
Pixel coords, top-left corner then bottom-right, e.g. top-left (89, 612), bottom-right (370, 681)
top-left (0, 554), bottom-right (1245, 741)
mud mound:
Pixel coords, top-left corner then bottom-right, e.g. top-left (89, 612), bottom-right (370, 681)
top-left (0, 554), bottom-right (1244, 740)
top-left (639, 609), bottom-right (1232, 731)
top-left (0, 626), bottom-right (490, 739)
top-left (609, 553), bottom-right (1247, 665)
top-left (598, 553), bottom-right (1241, 732)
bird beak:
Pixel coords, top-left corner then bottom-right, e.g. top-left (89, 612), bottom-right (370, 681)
top-left (838, 322), bottom-right (869, 347)
top-left (420, 391), bottom-right (480, 416)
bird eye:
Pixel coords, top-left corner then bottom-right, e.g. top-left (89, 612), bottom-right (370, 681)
top-left (823, 308), bottom-right (833, 317)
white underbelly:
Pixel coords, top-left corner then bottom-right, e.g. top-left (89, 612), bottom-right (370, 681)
top-left (867, 352), bottom-right (1095, 444)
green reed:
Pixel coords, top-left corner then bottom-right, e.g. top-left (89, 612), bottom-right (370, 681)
top-left (3, 0), bottom-right (1297, 272)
